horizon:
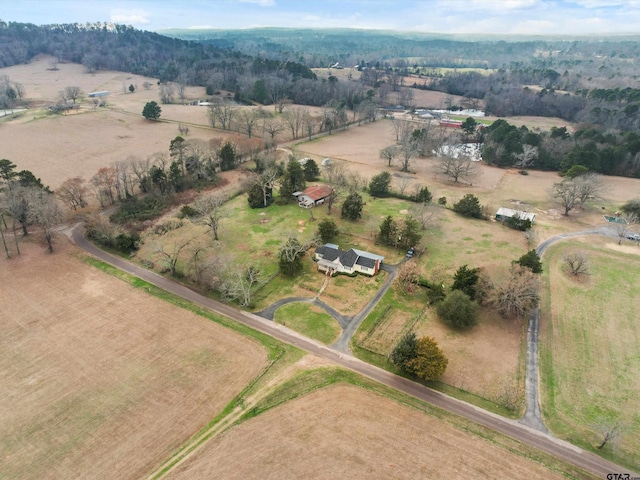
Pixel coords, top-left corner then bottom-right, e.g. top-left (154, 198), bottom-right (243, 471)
top-left (3, 0), bottom-right (640, 37)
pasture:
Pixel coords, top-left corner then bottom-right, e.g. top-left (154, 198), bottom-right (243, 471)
top-left (540, 238), bottom-right (640, 470)
top-left (0, 241), bottom-right (268, 479)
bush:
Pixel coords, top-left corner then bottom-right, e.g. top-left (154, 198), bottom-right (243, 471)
top-left (178, 204), bottom-right (198, 218)
top-left (453, 193), bottom-right (483, 219)
top-left (341, 192), bottom-right (364, 220)
top-left (110, 194), bottom-right (167, 224)
top-left (437, 290), bottom-right (478, 329)
top-left (317, 218), bottom-right (339, 243)
top-left (438, 196), bottom-right (447, 206)
top-left (514, 249), bottom-right (543, 274)
top-left (369, 171), bottom-right (392, 197)
top-left (505, 216), bottom-right (532, 231)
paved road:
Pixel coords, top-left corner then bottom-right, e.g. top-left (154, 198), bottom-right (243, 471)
top-left (68, 224), bottom-right (637, 478)
top-left (520, 226), bottom-right (619, 432)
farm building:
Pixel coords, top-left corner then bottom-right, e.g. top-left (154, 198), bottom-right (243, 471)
top-left (314, 244), bottom-right (384, 276)
top-left (495, 207), bottom-right (536, 223)
top-left (295, 185), bottom-right (333, 208)
top-left (88, 91), bottom-right (109, 98)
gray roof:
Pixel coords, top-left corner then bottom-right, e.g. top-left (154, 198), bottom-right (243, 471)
top-left (316, 244), bottom-right (380, 269)
top-left (356, 256), bottom-right (376, 268)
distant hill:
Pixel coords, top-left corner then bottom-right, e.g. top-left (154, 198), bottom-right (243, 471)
top-left (0, 20), bottom-right (245, 83)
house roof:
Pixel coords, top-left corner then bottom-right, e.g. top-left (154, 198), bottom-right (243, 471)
top-left (315, 244), bottom-right (382, 270)
top-left (496, 207), bottom-right (536, 222)
top-left (300, 184), bottom-right (332, 201)
top-left (356, 256), bottom-right (376, 268)
top-left (352, 248), bottom-right (384, 262)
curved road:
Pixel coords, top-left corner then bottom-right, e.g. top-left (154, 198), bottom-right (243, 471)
top-left (68, 224), bottom-right (636, 478)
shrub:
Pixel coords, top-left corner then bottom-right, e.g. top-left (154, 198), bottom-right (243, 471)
top-left (505, 216), bottom-right (532, 231)
top-left (110, 194), bottom-right (167, 224)
top-left (514, 249), bottom-right (543, 274)
top-left (453, 193), bottom-right (483, 219)
top-left (317, 218), bottom-right (339, 243)
top-left (438, 196), bottom-right (447, 206)
top-left (437, 290), bottom-right (479, 329)
top-left (369, 171), bottom-right (392, 197)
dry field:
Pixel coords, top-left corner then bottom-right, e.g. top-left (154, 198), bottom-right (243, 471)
top-left (0, 241), bottom-right (268, 480)
top-left (167, 383), bottom-right (564, 480)
top-left (540, 238), bottom-right (640, 469)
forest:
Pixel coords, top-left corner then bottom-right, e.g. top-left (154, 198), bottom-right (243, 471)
top-left (3, 21), bottom-right (640, 177)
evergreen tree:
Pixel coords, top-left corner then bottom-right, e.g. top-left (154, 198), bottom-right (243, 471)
top-left (142, 101), bottom-right (161, 120)
top-left (341, 192), bottom-right (363, 220)
top-left (437, 290), bottom-right (479, 329)
top-left (453, 193), bottom-right (483, 219)
top-left (514, 249), bottom-right (543, 274)
top-left (317, 218), bottom-right (339, 243)
top-left (369, 171), bottom-right (392, 197)
top-left (378, 215), bottom-right (398, 246)
top-left (303, 159), bottom-right (320, 181)
top-left (452, 265), bottom-right (480, 299)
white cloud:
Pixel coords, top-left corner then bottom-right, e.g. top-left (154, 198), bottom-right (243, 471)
top-left (110, 9), bottom-right (150, 25)
top-left (302, 14), bottom-right (322, 21)
top-left (238, 0), bottom-right (276, 6)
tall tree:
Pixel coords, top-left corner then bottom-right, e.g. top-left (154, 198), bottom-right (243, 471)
top-left (405, 336), bottom-right (448, 381)
top-left (278, 235), bottom-right (307, 277)
top-left (56, 176), bottom-right (88, 211)
top-left (28, 189), bottom-right (63, 253)
top-left (379, 145), bottom-right (397, 167)
top-left (437, 290), bottom-right (479, 329)
top-left (194, 195), bottom-right (229, 241)
top-left (341, 192), bottom-right (363, 220)
top-left (490, 265), bottom-right (539, 318)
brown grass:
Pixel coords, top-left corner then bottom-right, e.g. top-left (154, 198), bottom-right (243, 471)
top-left (167, 384), bottom-right (564, 480)
top-left (0, 241), bottom-right (268, 480)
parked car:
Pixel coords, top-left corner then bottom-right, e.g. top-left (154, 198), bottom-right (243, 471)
top-left (626, 233), bottom-right (640, 241)
top-left (406, 247), bottom-right (416, 258)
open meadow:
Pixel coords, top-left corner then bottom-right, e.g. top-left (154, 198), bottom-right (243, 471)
top-left (167, 382), bottom-right (569, 480)
top-left (540, 238), bottom-right (640, 470)
top-left (0, 240), bottom-right (268, 480)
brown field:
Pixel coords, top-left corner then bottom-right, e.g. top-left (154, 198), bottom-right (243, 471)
top-left (167, 384), bottom-right (564, 480)
top-left (0, 241), bottom-right (268, 480)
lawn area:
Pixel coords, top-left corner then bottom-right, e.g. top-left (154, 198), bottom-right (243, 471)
top-left (274, 303), bottom-right (342, 345)
top-left (540, 239), bottom-right (640, 471)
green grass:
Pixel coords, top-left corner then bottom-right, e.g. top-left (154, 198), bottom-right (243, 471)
top-left (274, 302), bottom-right (342, 344)
top-left (539, 241), bottom-right (640, 471)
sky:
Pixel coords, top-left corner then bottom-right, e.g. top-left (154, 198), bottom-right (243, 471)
top-left (3, 0), bottom-right (640, 36)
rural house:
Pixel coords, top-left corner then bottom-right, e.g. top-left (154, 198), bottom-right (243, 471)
top-left (314, 243), bottom-right (384, 276)
top-left (295, 185), bottom-right (333, 208)
top-left (495, 207), bottom-right (536, 223)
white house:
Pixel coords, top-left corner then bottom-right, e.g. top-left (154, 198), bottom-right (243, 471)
top-left (314, 244), bottom-right (384, 276)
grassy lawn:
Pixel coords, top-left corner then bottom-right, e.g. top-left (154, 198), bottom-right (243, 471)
top-left (540, 240), bottom-right (640, 471)
top-left (273, 303), bottom-right (342, 345)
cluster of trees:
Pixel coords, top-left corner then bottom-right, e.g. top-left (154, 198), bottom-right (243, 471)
top-left (390, 332), bottom-right (448, 381)
top-left (0, 74), bottom-right (25, 109)
top-left (0, 159), bottom-right (61, 255)
top-left (481, 120), bottom-right (640, 178)
top-left (377, 215), bottom-right (422, 250)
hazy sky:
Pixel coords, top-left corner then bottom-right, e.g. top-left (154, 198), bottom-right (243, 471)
top-left (3, 0), bottom-right (640, 35)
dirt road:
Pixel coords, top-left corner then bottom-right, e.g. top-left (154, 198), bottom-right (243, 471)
top-left (69, 224), bottom-right (636, 479)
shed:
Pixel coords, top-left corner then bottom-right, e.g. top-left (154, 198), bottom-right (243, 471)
top-left (495, 207), bottom-right (536, 223)
top-left (88, 91), bottom-right (109, 98)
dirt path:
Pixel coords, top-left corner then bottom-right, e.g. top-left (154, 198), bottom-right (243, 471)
top-left (67, 224), bottom-right (637, 479)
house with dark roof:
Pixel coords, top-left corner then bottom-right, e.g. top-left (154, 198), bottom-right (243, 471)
top-left (295, 185), bottom-right (333, 208)
top-left (314, 244), bottom-right (384, 276)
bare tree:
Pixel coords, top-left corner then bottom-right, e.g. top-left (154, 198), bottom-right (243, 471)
top-left (159, 84), bottom-right (175, 104)
top-left (563, 251), bottom-right (590, 276)
top-left (219, 264), bottom-right (261, 307)
top-left (264, 119), bottom-right (285, 142)
top-left (379, 145), bottom-right (397, 167)
top-left (283, 106), bottom-right (307, 139)
top-left (154, 238), bottom-right (192, 276)
top-left (60, 86), bottom-right (83, 104)
top-left (575, 173), bottom-right (605, 207)
top-left (56, 177), bottom-right (88, 211)
top-left (513, 144), bottom-right (538, 174)
top-left (594, 420), bottom-right (624, 450)
top-left (399, 135), bottom-right (418, 173)
top-left (194, 195), bottom-right (229, 241)
top-left (490, 265), bottom-right (539, 318)
top-left (323, 162), bottom-right (349, 214)
top-left (398, 261), bottom-right (420, 294)
top-left (257, 167), bottom-right (280, 208)
top-left (208, 100), bottom-right (237, 130)
top-left (552, 180), bottom-right (580, 216)
top-left (390, 118), bottom-right (412, 142)
top-left (409, 203), bottom-right (437, 231)
top-left (437, 152), bottom-right (479, 184)
top-left (612, 213), bottom-right (638, 245)
top-left (303, 113), bottom-right (318, 140)
top-left (238, 109), bottom-right (259, 138)
top-left (176, 74), bottom-right (188, 104)
top-left (396, 177), bottom-right (412, 196)
top-left (0, 209), bottom-right (11, 258)
top-left (28, 189), bottom-right (63, 253)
